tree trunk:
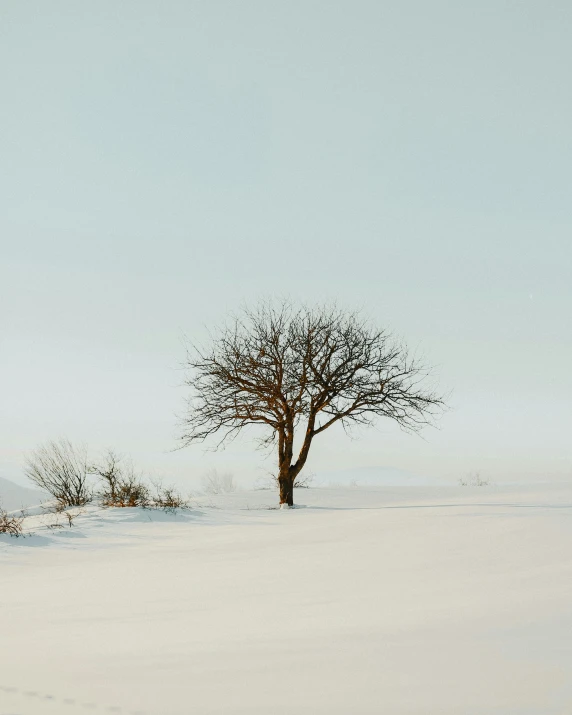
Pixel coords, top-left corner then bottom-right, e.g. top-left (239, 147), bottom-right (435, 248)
top-left (279, 475), bottom-right (294, 506)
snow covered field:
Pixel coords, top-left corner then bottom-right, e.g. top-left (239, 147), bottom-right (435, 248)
top-left (2, 484), bottom-right (572, 715)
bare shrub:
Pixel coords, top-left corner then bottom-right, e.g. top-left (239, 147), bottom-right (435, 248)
top-left (105, 475), bottom-right (149, 508)
top-left (0, 506), bottom-right (25, 537)
top-left (90, 450), bottom-right (150, 507)
top-left (25, 439), bottom-right (91, 507)
top-left (149, 482), bottom-right (190, 513)
top-left (459, 471), bottom-right (490, 487)
top-left (90, 451), bottom-right (190, 512)
top-left (201, 468), bottom-right (236, 495)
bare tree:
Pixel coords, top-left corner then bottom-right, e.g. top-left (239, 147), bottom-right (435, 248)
top-left (25, 439), bottom-right (91, 507)
top-left (149, 481), bottom-right (190, 512)
top-left (180, 302), bottom-right (444, 506)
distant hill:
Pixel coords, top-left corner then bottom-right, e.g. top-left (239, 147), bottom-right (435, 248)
top-left (0, 476), bottom-right (48, 511)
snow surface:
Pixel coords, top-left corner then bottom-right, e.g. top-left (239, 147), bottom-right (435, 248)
top-left (2, 484), bottom-right (572, 715)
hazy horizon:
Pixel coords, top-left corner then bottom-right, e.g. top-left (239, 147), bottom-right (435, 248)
top-left (2, 1), bottom-right (571, 490)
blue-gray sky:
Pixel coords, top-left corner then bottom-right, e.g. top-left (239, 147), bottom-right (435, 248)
top-left (1, 1), bottom-right (571, 487)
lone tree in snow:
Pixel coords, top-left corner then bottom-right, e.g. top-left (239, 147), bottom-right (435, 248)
top-left (180, 302), bottom-right (444, 506)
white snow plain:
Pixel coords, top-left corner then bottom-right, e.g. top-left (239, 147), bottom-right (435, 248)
top-left (2, 484), bottom-right (572, 715)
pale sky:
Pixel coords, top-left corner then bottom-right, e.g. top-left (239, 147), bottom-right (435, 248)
top-left (1, 1), bottom-right (571, 489)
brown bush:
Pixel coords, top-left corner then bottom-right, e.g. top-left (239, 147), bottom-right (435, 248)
top-left (90, 450), bottom-right (150, 507)
top-left (0, 507), bottom-right (25, 537)
top-left (149, 483), bottom-right (190, 513)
